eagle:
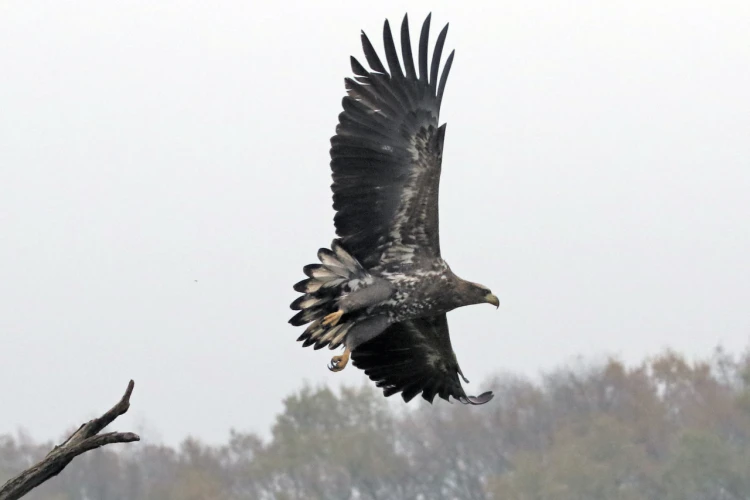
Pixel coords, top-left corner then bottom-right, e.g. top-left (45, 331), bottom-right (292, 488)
top-left (289, 13), bottom-right (497, 405)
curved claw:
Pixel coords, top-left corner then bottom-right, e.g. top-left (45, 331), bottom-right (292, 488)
top-left (328, 360), bottom-right (344, 372)
top-left (327, 347), bottom-right (350, 373)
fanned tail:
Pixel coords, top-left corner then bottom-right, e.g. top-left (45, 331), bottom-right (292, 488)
top-left (289, 239), bottom-right (366, 350)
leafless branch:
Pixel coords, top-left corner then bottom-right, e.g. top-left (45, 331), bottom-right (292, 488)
top-left (0, 380), bottom-right (140, 500)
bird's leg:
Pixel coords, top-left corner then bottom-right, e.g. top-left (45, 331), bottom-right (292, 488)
top-left (322, 309), bottom-right (344, 327)
top-left (328, 347), bottom-right (350, 372)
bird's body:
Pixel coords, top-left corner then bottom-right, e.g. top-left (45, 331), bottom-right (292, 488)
top-left (375, 259), bottom-right (481, 323)
top-left (290, 13), bottom-right (498, 405)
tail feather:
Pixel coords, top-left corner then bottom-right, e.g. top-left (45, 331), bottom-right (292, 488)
top-left (317, 248), bottom-right (350, 272)
top-left (330, 323), bottom-right (351, 348)
top-left (297, 317), bottom-right (326, 341)
top-left (290, 295), bottom-right (327, 311)
top-left (290, 239), bottom-right (367, 350)
top-left (303, 264), bottom-right (343, 280)
top-left (289, 308), bottom-right (326, 327)
top-left (332, 239), bottom-right (363, 272)
top-left (293, 278), bottom-right (322, 294)
top-left (321, 277), bottom-right (347, 290)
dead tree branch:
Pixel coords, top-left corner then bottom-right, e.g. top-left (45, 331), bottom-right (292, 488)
top-left (0, 380), bottom-right (140, 500)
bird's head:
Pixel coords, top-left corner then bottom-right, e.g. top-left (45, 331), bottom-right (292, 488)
top-left (463, 281), bottom-right (500, 309)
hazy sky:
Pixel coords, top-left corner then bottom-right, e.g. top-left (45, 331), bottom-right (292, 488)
top-left (1, 0), bottom-right (748, 446)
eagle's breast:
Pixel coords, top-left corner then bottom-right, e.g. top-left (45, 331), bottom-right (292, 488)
top-left (372, 257), bottom-right (454, 323)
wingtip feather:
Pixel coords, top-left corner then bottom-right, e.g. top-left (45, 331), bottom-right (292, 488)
top-left (429, 22), bottom-right (449, 91)
top-left (418, 13), bottom-right (431, 83)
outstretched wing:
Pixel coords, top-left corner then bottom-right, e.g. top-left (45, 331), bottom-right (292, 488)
top-left (351, 314), bottom-right (494, 405)
top-left (331, 14), bottom-right (454, 269)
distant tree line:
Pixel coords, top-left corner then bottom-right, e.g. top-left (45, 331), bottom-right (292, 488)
top-left (3, 347), bottom-right (750, 500)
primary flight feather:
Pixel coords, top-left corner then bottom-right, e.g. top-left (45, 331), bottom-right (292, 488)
top-left (290, 13), bottom-right (498, 405)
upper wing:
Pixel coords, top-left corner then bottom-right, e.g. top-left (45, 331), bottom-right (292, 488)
top-left (351, 314), bottom-right (494, 405)
top-left (331, 14), bottom-right (454, 269)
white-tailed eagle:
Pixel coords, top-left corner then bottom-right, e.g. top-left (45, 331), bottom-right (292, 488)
top-left (290, 13), bottom-right (497, 405)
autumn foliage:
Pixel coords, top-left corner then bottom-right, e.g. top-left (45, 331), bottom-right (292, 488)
top-left (3, 347), bottom-right (750, 499)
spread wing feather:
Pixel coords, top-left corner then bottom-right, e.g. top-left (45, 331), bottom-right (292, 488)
top-left (331, 13), bottom-right (454, 269)
top-left (351, 314), bottom-right (494, 405)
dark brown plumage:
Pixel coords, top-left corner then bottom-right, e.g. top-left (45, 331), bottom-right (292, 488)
top-left (290, 13), bottom-right (498, 405)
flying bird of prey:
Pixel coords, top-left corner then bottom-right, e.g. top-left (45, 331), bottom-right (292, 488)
top-left (289, 13), bottom-right (498, 405)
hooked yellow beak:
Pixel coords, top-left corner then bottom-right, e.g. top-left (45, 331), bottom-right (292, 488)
top-left (485, 293), bottom-right (500, 308)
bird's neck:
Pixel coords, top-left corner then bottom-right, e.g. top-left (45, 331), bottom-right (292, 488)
top-left (439, 274), bottom-right (479, 311)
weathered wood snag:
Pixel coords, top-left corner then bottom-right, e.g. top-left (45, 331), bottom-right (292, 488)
top-left (0, 380), bottom-right (140, 500)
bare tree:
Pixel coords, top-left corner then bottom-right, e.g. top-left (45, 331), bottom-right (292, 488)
top-left (0, 380), bottom-right (140, 500)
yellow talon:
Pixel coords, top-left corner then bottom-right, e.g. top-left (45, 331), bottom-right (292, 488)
top-left (328, 347), bottom-right (350, 372)
top-left (322, 309), bottom-right (344, 327)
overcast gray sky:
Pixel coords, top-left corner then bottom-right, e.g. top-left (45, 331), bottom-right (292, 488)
top-left (1, 0), bottom-right (748, 445)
